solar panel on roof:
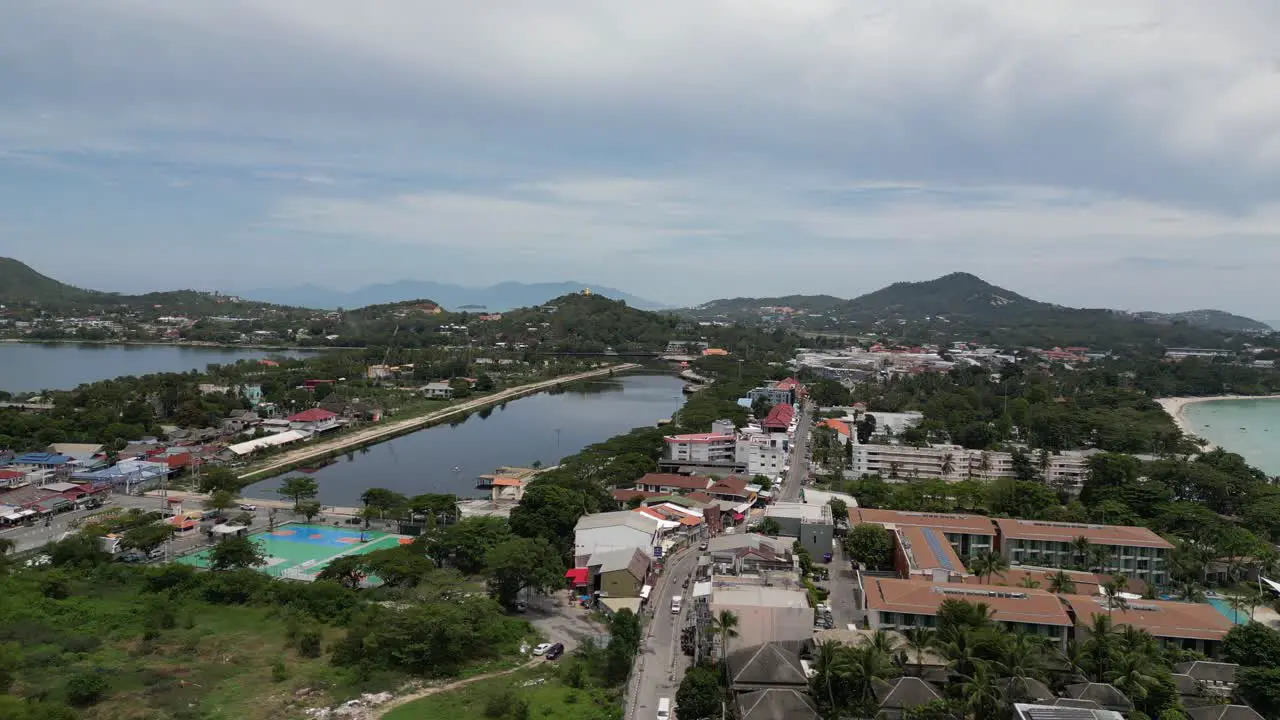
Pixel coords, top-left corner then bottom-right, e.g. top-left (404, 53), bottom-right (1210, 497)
top-left (922, 528), bottom-right (957, 571)
top-left (1024, 708), bottom-right (1098, 719)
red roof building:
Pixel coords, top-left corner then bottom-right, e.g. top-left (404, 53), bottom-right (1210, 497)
top-left (762, 403), bottom-right (795, 431)
top-left (287, 408), bottom-right (338, 423)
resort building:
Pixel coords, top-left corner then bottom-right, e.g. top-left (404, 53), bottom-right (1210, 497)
top-left (994, 518), bottom-right (1173, 586)
top-left (849, 508), bottom-right (997, 562)
top-left (847, 443), bottom-right (1093, 490)
top-left (1060, 595), bottom-right (1234, 657)
top-left (860, 577), bottom-right (1074, 649)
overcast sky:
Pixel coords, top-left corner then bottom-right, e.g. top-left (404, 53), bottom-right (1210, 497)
top-left (3, 2), bottom-right (1280, 321)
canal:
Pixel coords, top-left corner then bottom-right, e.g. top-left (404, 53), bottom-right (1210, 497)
top-left (0, 342), bottom-right (316, 392)
top-left (241, 372), bottom-right (686, 506)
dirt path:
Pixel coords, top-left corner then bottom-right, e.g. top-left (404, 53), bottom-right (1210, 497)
top-left (239, 363), bottom-right (640, 481)
top-left (374, 659), bottom-right (541, 718)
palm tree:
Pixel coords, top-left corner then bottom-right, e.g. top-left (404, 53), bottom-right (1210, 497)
top-left (1227, 594), bottom-right (1250, 625)
top-left (1174, 579), bottom-right (1206, 603)
top-left (1116, 626), bottom-right (1158, 660)
top-left (941, 627), bottom-right (984, 679)
top-left (1105, 652), bottom-right (1161, 705)
top-left (959, 661), bottom-right (1004, 720)
top-left (901, 627), bottom-right (937, 678)
top-left (1019, 575), bottom-right (1041, 589)
top-left (868, 629), bottom-right (901, 658)
top-left (844, 644), bottom-right (896, 710)
top-left (1088, 544), bottom-right (1112, 573)
top-left (811, 638), bottom-right (845, 711)
top-left (1083, 614), bottom-right (1116, 682)
top-left (941, 453), bottom-right (956, 479)
top-left (1048, 570), bottom-right (1077, 595)
top-left (710, 609), bottom-right (740, 682)
top-left (969, 550), bottom-right (1009, 585)
top-left (979, 452), bottom-right (992, 478)
top-left (996, 632), bottom-right (1048, 682)
top-left (888, 461), bottom-right (902, 480)
top-left (1101, 579), bottom-right (1129, 619)
top-left (1071, 536), bottom-right (1092, 569)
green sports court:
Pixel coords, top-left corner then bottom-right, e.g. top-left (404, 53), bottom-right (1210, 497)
top-left (178, 523), bottom-right (411, 582)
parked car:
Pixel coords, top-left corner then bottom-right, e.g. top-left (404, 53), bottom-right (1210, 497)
top-left (239, 504), bottom-right (258, 511)
top-left (544, 643), bottom-right (565, 660)
top-left (698, 542), bottom-right (708, 551)
top-left (532, 643), bottom-right (553, 656)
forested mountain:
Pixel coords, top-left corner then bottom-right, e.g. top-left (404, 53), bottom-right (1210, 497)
top-left (244, 279), bottom-right (666, 311)
top-left (0, 257), bottom-right (299, 318)
top-left (681, 272), bottom-right (1266, 350)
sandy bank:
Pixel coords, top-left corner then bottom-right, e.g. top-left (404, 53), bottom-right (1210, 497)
top-left (1157, 394), bottom-right (1280, 451)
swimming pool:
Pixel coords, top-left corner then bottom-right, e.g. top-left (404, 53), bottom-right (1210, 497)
top-left (1207, 596), bottom-right (1249, 625)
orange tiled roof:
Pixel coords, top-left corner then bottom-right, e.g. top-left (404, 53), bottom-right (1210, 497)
top-left (866, 577), bottom-right (1072, 627)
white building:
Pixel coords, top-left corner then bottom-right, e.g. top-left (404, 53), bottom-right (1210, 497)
top-left (664, 432), bottom-right (737, 465)
top-left (710, 584), bottom-right (813, 647)
top-left (738, 431), bottom-right (789, 477)
top-left (573, 511), bottom-right (662, 564)
top-left (849, 443), bottom-right (1093, 489)
top-left (420, 382), bottom-right (454, 399)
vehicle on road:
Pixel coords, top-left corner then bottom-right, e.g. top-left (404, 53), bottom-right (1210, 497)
top-left (671, 595), bottom-right (683, 614)
top-left (238, 504), bottom-right (258, 511)
top-left (544, 643), bottom-right (565, 660)
top-left (532, 643), bottom-right (553, 656)
top-left (657, 697), bottom-right (671, 719)
top-left (698, 541), bottom-right (708, 550)
top-left (681, 578), bottom-right (689, 589)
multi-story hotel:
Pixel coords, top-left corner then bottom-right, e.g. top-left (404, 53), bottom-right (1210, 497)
top-left (860, 577), bottom-right (1074, 649)
top-left (994, 518), bottom-right (1173, 586)
top-left (1059, 594), bottom-right (1233, 657)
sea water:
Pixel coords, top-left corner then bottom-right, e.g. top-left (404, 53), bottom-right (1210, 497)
top-left (1182, 398), bottom-right (1280, 476)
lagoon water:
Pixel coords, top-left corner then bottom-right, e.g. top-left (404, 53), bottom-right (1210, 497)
top-left (0, 342), bottom-right (315, 392)
top-left (242, 373), bottom-right (686, 506)
top-left (1182, 398), bottom-right (1280, 476)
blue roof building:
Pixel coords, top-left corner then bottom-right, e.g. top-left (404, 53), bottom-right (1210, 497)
top-left (13, 453), bottom-right (72, 467)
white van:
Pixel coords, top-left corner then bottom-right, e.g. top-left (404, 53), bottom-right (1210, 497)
top-left (657, 697), bottom-right (671, 719)
top-left (670, 596), bottom-right (682, 614)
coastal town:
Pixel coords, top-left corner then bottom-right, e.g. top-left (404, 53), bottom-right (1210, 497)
top-left (5, 311), bottom-right (1280, 720)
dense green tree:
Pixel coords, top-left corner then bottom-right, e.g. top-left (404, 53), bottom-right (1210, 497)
top-left (278, 476), bottom-right (319, 509)
top-left (121, 523), bottom-right (176, 555)
top-left (484, 536), bottom-right (564, 608)
top-left (1237, 667), bottom-right (1280, 720)
top-left (427, 516), bottom-right (512, 574)
top-left (676, 664), bottom-right (722, 720)
top-left (297, 500), bottom-right (323, 523)
top-left (316, 556), bottom-right (366, 590)
top-left (203, 489), bottom-right (236, 518)
top-left (208, 536), bottom-right (267, 571)
top-left (1222, 623), bottom-right (1280, 668)
top-left (843, 524), bottom-right (895, 570)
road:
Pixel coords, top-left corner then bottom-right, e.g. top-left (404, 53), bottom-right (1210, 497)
top-left (780, 398), bottom-right (813, 503)
top-left (239, 363), bottom-right (640, 480)
top-left (628, 547), bottom-right (698, 720)
top-left (0, 492), bottom-right (172, 555)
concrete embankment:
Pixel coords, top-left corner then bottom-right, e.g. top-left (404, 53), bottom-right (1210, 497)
top-left (236, 363), bottom-right (641, 482)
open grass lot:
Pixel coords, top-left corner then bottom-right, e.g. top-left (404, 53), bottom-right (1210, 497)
top-left (1, 568), bottom-right (397, 720)
top-left (381, 665), bottom-right (622, 720)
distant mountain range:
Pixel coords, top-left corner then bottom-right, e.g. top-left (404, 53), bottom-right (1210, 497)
top-left (683, 272), bottom-right (1272, 338)
top-left (242, 280), bottom-right (667, 312)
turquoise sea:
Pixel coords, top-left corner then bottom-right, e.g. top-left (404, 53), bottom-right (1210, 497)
top-left (1182, 398), bottom-right (1280, 476)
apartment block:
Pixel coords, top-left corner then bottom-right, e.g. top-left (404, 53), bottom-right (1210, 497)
top-left (663, 433), bottom-right (738, 465)
top-left (1060, 594), bottom-right (1233, 657)
top-left (994, 518), bottom-right (1173, 586)
top-left (848, 443), bottom-right (1093, 490)
top-left (861, 577), bottom-right (1073, 648)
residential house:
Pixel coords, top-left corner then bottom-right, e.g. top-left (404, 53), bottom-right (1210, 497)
top-left (815, 419), bottom-right (851, 445)
top-left (860, 577), bottom-right (1074, 649)
top-left (48, 443), bottom-right (104, 466)
top-left (573, 511), bottom-right (662, 564)
top-left (11, 453), bottom-right (73, 471)
top-left (1063, 684), bottom-right (1135, 714)
top-left (1186, 707), bottom-right (1266, 720)
top-left (1012, 704), bottom-right (1124, 720)
top-left (994, 518), bottom-right (1173, 586)
top-left (761, 404), bottom-right (795, 432)
top-left (1173, 661), bottom-right (1238, 701)
top-left (633, 473), bottom-right (713, 494)
top-left (736, 689), bottom-right (820, 720)
top-left (708, 475), bottom-right (754, 503)
top-left (764, 502), bottom-right (833, 557)
top-left (287, 408), bottom-right (339, 434)
top-left (586, 547), bottom-right (651, 598)
top-left (706, 534), bottom-right (794, 575)
top-left (873, 677), bottom-right (944, 720)
top-left (420, 382), bottom-right (454, 399)
top-left (810, 628), bottom-right (949, 682)
top-left (1061, 595), bottom-right (1233, 657)
top-left (726, 642), bottom-right (810, 692)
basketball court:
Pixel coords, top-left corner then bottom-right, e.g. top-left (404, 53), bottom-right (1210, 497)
top-left (179, 523), bottom-right (412, 581)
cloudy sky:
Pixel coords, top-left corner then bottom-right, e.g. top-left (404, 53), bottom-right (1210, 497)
top-left (3, 1), bottom-right (1280, 320)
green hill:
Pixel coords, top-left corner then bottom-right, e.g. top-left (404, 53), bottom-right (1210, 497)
top-left (681, 272), bottom-right (1261, 350)
top-left (0, 257), bottom-right (101, 306)
top-left (1133, 309), bottom-right (1272, 334)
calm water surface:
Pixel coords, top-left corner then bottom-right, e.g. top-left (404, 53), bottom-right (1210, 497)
top-left (0, 343), bottom-right (315, 391)
top-left (242, 373), bottom-right (686, 506)
top-left (1182, 398), bottom-right (1280, 476)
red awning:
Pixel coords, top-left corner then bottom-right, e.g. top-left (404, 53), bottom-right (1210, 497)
top-left (733, 512), bottom-right (745, 521)
top-left (564, 567), bottom-right (589, 586)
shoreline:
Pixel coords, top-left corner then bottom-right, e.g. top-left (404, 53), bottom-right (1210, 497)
top-left (1156, 394), bottom-right (1280, 452)
top-left (0, 338), bottom-right (338, 352)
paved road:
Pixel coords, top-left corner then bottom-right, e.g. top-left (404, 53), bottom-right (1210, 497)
top-left (0, 492), bottom-right (169, 554)
top-left (780, 399), bottom-right (812, 503)
top-left (628, 548), bottom-right (698, 720)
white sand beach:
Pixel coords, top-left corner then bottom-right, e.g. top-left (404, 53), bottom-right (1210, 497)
top-left (1157, 394), bottom-right (1280, 451)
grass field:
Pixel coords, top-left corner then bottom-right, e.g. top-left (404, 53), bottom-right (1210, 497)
top-left (381, 665), bottom-right (622, 720)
